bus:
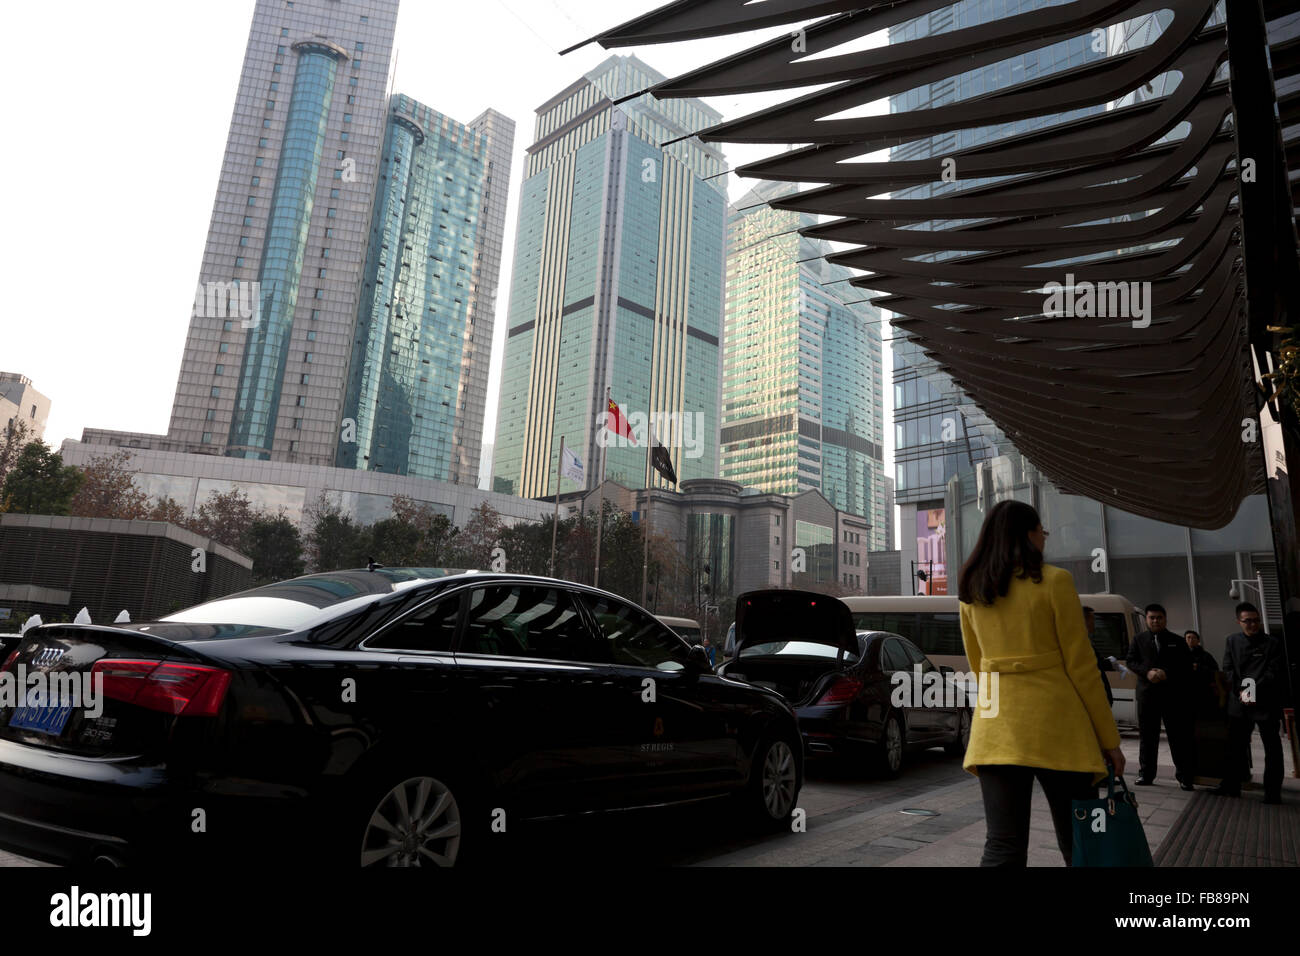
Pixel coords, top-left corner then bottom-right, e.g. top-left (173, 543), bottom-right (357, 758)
top-left (839, 594), bottom-right (1144, 726)
top-left (655, 615), bottom-right (702, 646)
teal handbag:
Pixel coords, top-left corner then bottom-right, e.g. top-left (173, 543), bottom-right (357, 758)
top-left (1071, 772), bottom-right (1154, 867)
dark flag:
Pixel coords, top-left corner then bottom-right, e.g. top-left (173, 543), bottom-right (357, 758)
top-left (649, 424), bottom-right (677, 484)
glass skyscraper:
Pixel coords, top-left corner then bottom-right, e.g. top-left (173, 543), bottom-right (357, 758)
top-left (491, 55), bottom-right (726, 498)
top-left (338, 96), bottom-right (513, 482)
top-left (723, 182), bottom-right (889, 551)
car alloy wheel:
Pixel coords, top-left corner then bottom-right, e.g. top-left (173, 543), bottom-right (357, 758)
top-left (761, 740), bottom-right (798, 819)
top-left (884, 716), bottom-right (903, 772)
top-left (360, 775), bottom-right (462, 867)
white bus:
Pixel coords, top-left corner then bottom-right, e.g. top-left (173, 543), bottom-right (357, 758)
top-left (655, 615), bottom-right (702, 645)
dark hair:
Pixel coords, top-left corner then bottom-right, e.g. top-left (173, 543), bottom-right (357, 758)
top-left (1082, 605), bottom-right (1095, 616)
top-left (957, 501), bottom-right (1044, 605)
top-left (1184, 630), bottom-right (1200, 640)
top-left (1144, 603), bottom-right (1166, 615)
top-left (1236, 602), bottom-right (1259, 618)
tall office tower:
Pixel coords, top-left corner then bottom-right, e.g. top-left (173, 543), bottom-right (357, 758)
top-left (337, 96), bottom-right (514, 483)
top-left (492, 55), bottom-right (727, 498)
top-left (723, 184), bottom-right (888, 551)
top-left (163, 0), bottom-right (400, 463)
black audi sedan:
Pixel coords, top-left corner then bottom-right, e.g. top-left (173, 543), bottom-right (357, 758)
top-left (717, 590), bottom-right (970, 778)
top-left (0, 570), bottom-right (802, 867)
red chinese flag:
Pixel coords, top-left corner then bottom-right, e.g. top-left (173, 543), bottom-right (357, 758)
top-left (607, 398), bottom-right (637, 446)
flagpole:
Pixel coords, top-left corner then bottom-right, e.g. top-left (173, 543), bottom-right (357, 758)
top-left (594, 387), bottom-right (608, 588)
top-left (641, 419), bottom-right (653, 608)
top-left (550, 435), bottom-right (563, 578)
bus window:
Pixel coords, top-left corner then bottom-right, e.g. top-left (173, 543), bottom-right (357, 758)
top-left (676, 627), bottom-right (701, 644)
top-left (853, 612), bottom-right (917, 642)
top-left (916, 612), bottom-right (963, 656)
top-left (1091, 613), bottom-right (1128, 659)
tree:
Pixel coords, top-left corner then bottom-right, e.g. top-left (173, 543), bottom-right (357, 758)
top-left (68, 450), bottom-right (152, 519)
top-left (389, 495), bottom-right (458, 566)
top-left (0, 440), bottom-right (83, 515)
top-left (148, 496), bottom-right (192, 527)
top-left (244, 514), bottom-right (305, 584)
top-left (192, 487), bottom-right (259, 551)
top-left (0, 417), bottom-right (31, 488)
top-left (448, 501), bottom-right (504, 569)
top-left (303, 493), bottom-right (363, 573)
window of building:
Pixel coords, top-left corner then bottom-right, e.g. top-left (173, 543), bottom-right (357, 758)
top-left (219, 343), bottom-right (230, 354)
top-left (306, 331), bottom-right (316, 341)
top-left (296, 396), bottom-right (306, 407)
top-left (214, 365), bottom-right (224, 376)
top-left (210, 387), bottom-right (220, 398)
top-left (223, 320), bottom-right (234, 331)
top-left (201, 432), bottom-right (212, 444)
top-left (206, 409), bottom-right (215, 421)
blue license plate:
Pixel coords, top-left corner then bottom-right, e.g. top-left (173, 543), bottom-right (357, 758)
top-left (9, 692), bottom-right (73, 736)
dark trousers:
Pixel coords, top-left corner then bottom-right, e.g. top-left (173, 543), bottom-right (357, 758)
top-left (1220, 715), bottom-right (1283, 797)
top-left (977, 765), bottom-right (1098, 867)
top-left (1136, 686), bottom-right (1196, 782)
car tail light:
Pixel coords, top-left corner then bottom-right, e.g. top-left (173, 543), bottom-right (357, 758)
top-left (817, 676), bottom-right (863, 705)
top-left (1, 650), bottom-right (19, 673)
top-left (91, 659), bottom-right (231, 717)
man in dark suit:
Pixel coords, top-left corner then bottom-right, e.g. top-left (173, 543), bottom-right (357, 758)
top-left (1126, 603), bottom-right (1196, 789)
top-left (1213, 603), bottom-right (1285, 804)
top-left (1184, 630), bottom-right (1220, 713)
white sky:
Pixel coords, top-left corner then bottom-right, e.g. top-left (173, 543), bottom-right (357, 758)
top-left (0, 0), bottom-right (896, 545)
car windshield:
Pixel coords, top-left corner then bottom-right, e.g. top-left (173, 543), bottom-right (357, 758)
top-left (739, 640), bottom-right (860, 663)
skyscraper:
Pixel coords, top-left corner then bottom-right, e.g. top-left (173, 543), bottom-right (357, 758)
top-left (83, 2), bottom-right (400, 462)
top-left (337, 96), bottom-right (513, 483)
top-left (491, 55), bottom-right (727, 499)
top-left (723, 183), bottom-right (888, 551)
top-left (172, 0), bottom-right (401, 464)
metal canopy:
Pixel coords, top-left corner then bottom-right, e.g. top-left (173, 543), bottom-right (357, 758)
top-left (570, 0), bottom-right (1300, 529)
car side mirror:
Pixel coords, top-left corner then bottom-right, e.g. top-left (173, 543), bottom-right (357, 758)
top-left (687, 644), bottom-right (712, 672)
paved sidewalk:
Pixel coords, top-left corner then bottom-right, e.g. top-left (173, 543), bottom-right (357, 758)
top-left (699, 728), bottom-right (1297, 867)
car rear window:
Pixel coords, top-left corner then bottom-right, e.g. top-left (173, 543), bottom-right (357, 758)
top-left (159, 570), bottom-right (462, 635)
top-left (739, 640), bottom-right (860, 663)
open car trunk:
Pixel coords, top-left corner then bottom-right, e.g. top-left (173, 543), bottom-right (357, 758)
top-left (721, 590), bottom-right (859, 705)
top-left (719, 655), bottom-right (846, 706)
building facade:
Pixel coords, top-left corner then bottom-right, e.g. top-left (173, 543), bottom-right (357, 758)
top-left (492, 55), bottom-right (727, 499)
top-left (723, 183), bottom-right (888, 551)
top-left (0, 373), bottom-right (51, 443)
top-left (337, 96), bottom-right (513, 484)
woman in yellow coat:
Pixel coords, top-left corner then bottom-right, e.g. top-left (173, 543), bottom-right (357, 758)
top-left (958, 500), bottom-right (1125, 866)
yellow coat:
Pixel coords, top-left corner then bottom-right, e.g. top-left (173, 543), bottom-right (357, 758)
top-left (959, 564), bottom-right (1120, 782)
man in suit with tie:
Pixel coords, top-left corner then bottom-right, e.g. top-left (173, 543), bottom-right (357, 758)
top-left (1126, 603), bottom-right (1196, 789)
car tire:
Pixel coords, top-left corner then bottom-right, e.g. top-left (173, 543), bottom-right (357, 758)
top-left (872, 712), bottom-right (904, 779)
top-left (342, 765), bottom-right (481, 869)
top-left (944, 708), bottom-right (972, 757)
top-left (738, 733), bottom-right (801, 831)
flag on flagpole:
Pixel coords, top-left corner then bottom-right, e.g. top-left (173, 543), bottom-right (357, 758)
top-left (649, 421), bottom-right (677, 485)
top-left (560, 441), bottom-right (584, 483)
top-left (607, 397), bottom-right (637, 446)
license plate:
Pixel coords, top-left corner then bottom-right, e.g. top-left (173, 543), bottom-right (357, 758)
top-left (9, 689), bottom-right (73, 736)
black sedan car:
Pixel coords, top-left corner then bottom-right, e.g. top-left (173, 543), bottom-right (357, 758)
top-left (717, 590), bottom-right (970, 778)
top-left (0, 569), bottom-right (802, 867)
